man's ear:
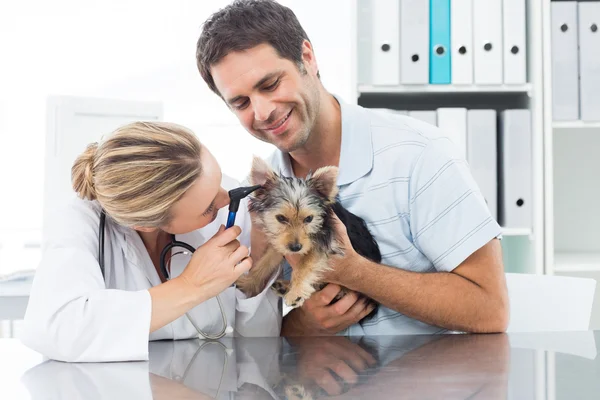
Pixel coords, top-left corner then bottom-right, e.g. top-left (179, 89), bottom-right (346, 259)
top-left (309, 166), bottom-right (339, 202)
top-left (249, 155), bottom-right (276, 186)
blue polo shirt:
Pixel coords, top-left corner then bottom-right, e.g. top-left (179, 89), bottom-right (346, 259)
top-left (268, 97), bottom-right (502, 335)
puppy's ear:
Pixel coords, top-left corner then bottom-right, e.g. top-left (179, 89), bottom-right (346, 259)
top-left (250, 155), bottom-right (275, 186)
top-left (309, 166), bottom-right (339, 202)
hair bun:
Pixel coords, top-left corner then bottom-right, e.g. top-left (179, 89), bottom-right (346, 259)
top-left (72, 142), bottom-right (99, 200)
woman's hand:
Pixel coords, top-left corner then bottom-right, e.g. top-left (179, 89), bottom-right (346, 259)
top-left (178, 225), bottom-right (253, 301)
top-left (149, 225), bottom-right (252, 333)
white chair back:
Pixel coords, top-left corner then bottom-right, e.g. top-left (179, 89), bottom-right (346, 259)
top-left (506, 272), bottom-right (596, 332)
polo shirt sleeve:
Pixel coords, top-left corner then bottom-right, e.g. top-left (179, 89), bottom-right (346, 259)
top-left (408, 138), bottom-right (502, 272)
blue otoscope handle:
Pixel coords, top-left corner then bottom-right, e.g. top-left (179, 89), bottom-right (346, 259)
top-left (226, 211), bottom-right (236, 229)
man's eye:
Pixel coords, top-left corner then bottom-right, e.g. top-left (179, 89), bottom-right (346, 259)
top-left (235, 100), bottom-right (249, 110)
top-left (264, 79), bottom-right (280, 91)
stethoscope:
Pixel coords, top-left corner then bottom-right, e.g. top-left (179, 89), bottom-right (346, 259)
top-left (98, 184), bottom-right (262, 340)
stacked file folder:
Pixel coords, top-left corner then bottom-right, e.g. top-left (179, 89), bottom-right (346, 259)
top-left (357, 0), bottom-right (527, 86)
top-left (373, 108), bottom-right (532, 229)
top-left (551, 1), bottom-right (600, 121)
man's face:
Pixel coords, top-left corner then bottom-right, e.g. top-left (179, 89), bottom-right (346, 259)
top-left (210, 42), bottom-right (321, 153)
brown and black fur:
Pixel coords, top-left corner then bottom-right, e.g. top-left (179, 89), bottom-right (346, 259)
top-left (235, 156), bottom-right (381, 320)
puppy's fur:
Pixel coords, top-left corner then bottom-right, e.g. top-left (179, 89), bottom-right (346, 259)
top-left (236, 156), bottom-right (382, 319)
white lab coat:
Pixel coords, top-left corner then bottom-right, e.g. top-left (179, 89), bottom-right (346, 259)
top-left (21, 175), bottom-right (282, 363)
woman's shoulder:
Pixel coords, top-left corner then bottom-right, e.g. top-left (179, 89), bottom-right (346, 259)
top-left (44, 195), bottom-right (102, 240)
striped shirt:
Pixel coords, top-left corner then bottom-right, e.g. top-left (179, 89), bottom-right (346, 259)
top-left (269, 96), bottom-right (502, 335)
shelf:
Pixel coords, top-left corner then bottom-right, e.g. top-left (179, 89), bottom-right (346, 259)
top-left (553, 121), bottom-right (600, 130)
top-left (554, 252), bottom-right (600, 273)
top-left (358, 83), bottom-right (532, 94)
top-left (501, 227), bottom-right (533, 237)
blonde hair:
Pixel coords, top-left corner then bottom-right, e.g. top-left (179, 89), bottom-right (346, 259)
top-left (71, 121), bottom-right (203, 228)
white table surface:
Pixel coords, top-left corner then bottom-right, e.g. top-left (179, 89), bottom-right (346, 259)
top-left (1, 331), bottom-right (599, 400)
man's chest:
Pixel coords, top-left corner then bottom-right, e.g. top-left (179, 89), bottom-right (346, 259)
top-left (338, 177), bottom-right (434, 273)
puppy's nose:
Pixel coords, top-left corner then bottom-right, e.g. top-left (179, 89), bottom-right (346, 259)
top-left (288, 242), bottom-right (303, 252)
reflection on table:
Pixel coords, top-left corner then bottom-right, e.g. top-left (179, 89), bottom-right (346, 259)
top-left (19, 331), bottom-right (599, 399)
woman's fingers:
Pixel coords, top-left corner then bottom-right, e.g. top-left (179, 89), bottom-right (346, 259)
top-left (234, 257), bottom-right (253, 276)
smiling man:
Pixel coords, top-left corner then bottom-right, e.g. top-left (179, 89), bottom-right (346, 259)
top-left (195, 0), bottom-right (509, 336)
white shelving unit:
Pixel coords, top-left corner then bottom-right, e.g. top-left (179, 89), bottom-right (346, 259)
top-left (358, 83), bottom-right (533, 94)
top-left (542, 0), bottom-right (600, 335)
top-left (553, 121), bottom-right (600, 129)
top-left (351, 0), bottom-right (546, 277)
top-left (554, 252), bottom-right (600, 273)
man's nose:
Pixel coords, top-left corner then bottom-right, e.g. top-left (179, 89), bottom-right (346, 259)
top-left (253, 97), bottom-right (275, 122)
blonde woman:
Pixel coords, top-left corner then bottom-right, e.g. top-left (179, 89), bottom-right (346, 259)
top-left (21, 121), bottom-right (281, 362)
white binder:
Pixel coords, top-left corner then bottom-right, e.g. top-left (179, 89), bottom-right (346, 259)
top-left (473, 0), bottom-right (503, 84)
top-left (400, 0), bottom-right (429, 84)
top-left (467, 110), bottom-right (498, 220)
top-left (371, 0), bottom-right (400, 85)
top-left (356, 0), bottom-right (373, 85)
top-left (450, 0), bottom-right (473, 84)
top-left (498, 110), bottom-right (532, 229)
top-left (578, 2), bottom-right (600, 121)
top-left (503, 0), bottom-right (527, 84)
top-left (551, 2), bottom-right (580, 121)
top-left (408, 110), bottom-right (437, 126)
top-left (437, 108), bottom-right (468, 160)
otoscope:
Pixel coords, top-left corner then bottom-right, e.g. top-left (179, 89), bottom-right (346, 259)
top-left (226, 185), bottom-right (262, 228)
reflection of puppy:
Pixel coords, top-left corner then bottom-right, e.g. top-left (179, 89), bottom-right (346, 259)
top-left (235, 156), bottom-right (381, 317)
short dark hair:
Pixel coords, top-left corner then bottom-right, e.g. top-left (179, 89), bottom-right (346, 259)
top-left (196, 0), bottom-right (318, 96)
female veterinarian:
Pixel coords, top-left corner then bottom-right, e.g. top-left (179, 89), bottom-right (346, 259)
top-left (20, 121), bottom-right (281, 362)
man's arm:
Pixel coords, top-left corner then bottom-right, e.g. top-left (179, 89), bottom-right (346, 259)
top-left (327, 218), bottom-right (509, 333)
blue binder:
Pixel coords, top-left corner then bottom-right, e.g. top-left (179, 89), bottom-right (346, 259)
top-left (430, 0), bottom-right (451, 84)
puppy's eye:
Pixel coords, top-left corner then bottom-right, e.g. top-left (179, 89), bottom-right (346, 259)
top-left (276, 214), bottom-right (288, 223)
top-left (303, 215), bottom-right (313, 224)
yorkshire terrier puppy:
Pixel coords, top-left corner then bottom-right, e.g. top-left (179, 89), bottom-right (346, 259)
top-left (236, 156), bottom-right (382, 317)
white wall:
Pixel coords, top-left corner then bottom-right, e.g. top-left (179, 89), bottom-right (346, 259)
top-left (0, 0), bottom-right (355, 271)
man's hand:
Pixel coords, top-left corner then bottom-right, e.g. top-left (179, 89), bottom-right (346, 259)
top-left (280, 284), bottom-right (375, 336)
top-left (291, 336), bottom-right (377, 397)
top-left (325, 215), bottom-right (360, 284)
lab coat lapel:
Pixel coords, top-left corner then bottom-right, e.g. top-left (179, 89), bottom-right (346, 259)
top-left (121, 228), bottom-right (163, 287)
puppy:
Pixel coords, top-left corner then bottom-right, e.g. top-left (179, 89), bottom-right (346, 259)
top-left (236, 156), bottom-right (381, 318)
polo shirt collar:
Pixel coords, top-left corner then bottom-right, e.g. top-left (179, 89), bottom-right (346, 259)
top-left (274, 95), bottom-right (373, 186)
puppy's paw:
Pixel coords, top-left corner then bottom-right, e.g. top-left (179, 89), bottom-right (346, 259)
top-left (271, 279), bottom-right (290, 297)
top-left (284, 293), bottom-right (307, 308)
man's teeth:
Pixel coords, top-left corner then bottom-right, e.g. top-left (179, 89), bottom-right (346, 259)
top-left (272, 111), bottom-right (290, 129)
